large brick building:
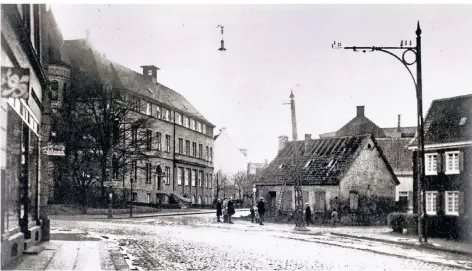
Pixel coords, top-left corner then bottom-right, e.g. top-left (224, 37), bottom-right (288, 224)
top-left (55, 38), bottom-right (215, 206)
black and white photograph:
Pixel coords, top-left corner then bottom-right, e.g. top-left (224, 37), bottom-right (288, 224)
top-left (1, 2), bottom-right (471, 270)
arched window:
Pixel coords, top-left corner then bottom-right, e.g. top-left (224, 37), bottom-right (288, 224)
top-left (50, 80), bottom-right (58, 101)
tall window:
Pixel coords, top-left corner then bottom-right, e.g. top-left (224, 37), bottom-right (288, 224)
top-left (205, 173), bottom-right (209, 188)
top-left (198, 144), bottom-right (203, 159)
top-left (130, 161), bottom-right (137, 181)
top-left (445, 151), bottom-right (460, 174)
top-left (183, 116), bottom-right (189, 128)
top-left (198, 171), bottom-right (203, 187)
top-left (176, 112), bottom-right (182, 125)
top-left (192, 169), bottom-right (197, 186)
top-left (209, 147), bottom-right (213, 162)
top-left (206, 146), bottom-right (209, 161)
top-left (147, 193), bottom-right (151, 203)
top-left (145, 162), bottom-right (152, 183)
top-left (131, 126), bottom-right (138, 147)
top-left (146, 129), bottom-right (152, 150)
top-left (156, 132), bottom-right (162, 151)
top-left (165, 135), bottom-right (171, 152)
top-left (425, 153), bottom-right (438, 175)
top-left (177, 167), bottom-right (183, 185)
top-left (209, 174), bottom-right (212, 189)
top-left (186, 168), bottom-right (191, 186)
top-left (190, 119), bottom-right (195, 130)
top-left (145, 101), bottom-right (152, 115)
top-left (165, 167), bottom-right (171, 185)
top-left (185, 140), bottom-right (190, 155)
top-left (425, 191), bottom-right (438, 215)
top-left (445, 191), bottom-right (460, 215)
top-left (192, 142), bottom-right (197, 157)
top-left (155, 105), bottom-right (161, 119)
top-left (187, 117), bottom-right (191, 128)
top-left (178, 138), bottom-right (183, 154)
top-left (202, 124), bottom-right (207, 134)
top-left (196, 121), bottom-right (201, 132)
top-left (50, 80), bottom-right (59, 101)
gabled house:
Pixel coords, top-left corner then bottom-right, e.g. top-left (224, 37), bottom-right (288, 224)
top-left (320, 105), bottom-right (416, 211)
top-left (255, 134), bottom-right (399, 225)
top-left (409, 94), bottom-right (472, 239)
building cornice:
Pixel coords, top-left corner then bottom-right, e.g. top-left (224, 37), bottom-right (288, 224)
top-left (408, 141), bottom-right (472, 151)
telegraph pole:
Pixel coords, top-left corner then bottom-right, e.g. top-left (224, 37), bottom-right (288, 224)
top-left (333, 21), bottom-right (426, 243)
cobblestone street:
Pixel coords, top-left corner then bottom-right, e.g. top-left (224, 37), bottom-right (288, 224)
top-left (50, 213), bottom-right (472, 270)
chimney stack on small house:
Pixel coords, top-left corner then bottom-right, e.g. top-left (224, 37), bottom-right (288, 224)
top-left (141, 65), bottom-right (160, 84)
top-left (357, 105), bottom-right (365, 117)
top-left (397, 114), bottom-right (401, 132)
top-left (278, 135), bottom-right (289, 153)
top-left (304, 134), bottom-right (312, 155)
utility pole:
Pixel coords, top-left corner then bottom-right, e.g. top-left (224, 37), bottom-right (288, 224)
top-left (333, 21), bottom-right (426, 243)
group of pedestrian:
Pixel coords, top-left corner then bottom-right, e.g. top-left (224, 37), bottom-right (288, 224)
top-left (304, 203), bottom-right (339, 226)
top-left (216, 197), bottom-right (236, 224)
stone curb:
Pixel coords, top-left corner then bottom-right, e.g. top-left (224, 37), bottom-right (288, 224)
top-left (329, 232), bottom-right (472, 257)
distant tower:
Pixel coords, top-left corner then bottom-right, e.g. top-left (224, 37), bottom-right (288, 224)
top-left (290, 90), bottom-right (298, 141)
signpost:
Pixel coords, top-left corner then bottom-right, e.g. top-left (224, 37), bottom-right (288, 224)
top-left (42, 143), bottom-right (65, 156)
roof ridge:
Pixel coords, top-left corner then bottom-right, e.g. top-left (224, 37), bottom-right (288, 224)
top-left (431, 93), bottom-right (472, 103)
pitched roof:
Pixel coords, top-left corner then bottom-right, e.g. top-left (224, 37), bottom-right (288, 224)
top-left (336, 116), bottom-right (386, 138)
top-left (376, 138), bottom-right (412, 173)
top-left (411, 94), bottom-right (472, 146)
top-left (63, 39), bottom-right (214, 126)
top-left (257, 134), bottom-right (398, 186)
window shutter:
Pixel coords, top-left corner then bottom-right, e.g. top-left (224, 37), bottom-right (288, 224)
top-left (459, 151), bottom-right (464, 172)
top-left (459, 191), bottom-right (465, 215)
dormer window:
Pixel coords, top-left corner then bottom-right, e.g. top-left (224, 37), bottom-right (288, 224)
top-left (304, 160), bottom-right (312, 168)
top-left (279, 164), bottom-right (285, 169)
top-left (459, 117), bottom-right (467, 126)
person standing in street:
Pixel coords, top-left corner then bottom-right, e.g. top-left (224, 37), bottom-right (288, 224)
top-left (257, 197), bottom-right (265, 225)
top-left (305, 203), bottom-right (312, 226)
top-left (216, 199), bottom-right (222, 222)
top-left (250, 205), bottom-right (255, 223)
top-left (227, 197), bottom-right (235, 224)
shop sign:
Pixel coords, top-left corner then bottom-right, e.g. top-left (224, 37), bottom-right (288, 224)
top-left (43, 143), bottom-right (65, 156)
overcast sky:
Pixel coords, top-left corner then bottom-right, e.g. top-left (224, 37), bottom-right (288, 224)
top-left (51, 4), bottom-right (472, 163)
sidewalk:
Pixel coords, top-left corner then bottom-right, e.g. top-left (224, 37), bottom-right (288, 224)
top-left (4, 239), bottom-right (128, 271)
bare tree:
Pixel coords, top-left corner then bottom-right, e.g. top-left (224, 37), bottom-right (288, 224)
top-left (57, 84), bottom-right (152, 207)
top-left (233, 171), bottom-right (251, 202)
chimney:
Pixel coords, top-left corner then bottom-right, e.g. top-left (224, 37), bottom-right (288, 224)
top-left (85, 29), bottom-right (90, 42)
top-left (140, 65), bottom-right (160, 84)
top-left (397, 114), bottom-right (401, 132)
top-left (356, 106), bottom-right (365, 117)
top-left (304, 134), bottom-right (312, 155)
top-left (278, 135), bottom-right (289, 153)
top-left (239, 149), bottom-right (248, 157)
top-left (290, 90), bottom-right (298, 140)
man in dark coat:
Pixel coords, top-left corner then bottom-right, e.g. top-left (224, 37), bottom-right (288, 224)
top-left (227, 198), bottom-right (235, 224)
top-left (257, 197), bottom-right (265, 225)
top-left (305, 203), bottom-right (312, 226)
top-left (216, 199), bottom-right (222, 222)
top-left (250, 205), bottom-right (255, 223)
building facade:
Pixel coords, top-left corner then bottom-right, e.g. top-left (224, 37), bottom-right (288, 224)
top-left (59, 38), bottom-right (215, 207)
top-left (409, 94), bottom-right (471, 240)
top-left (1, 4), bottom-right (49, 267)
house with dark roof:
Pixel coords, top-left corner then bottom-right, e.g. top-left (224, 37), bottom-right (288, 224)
top-left (408, 94), bottom-right (472, 240)
top-left (58, 38), bottom-right (216, 207)
top-left (255, 134), bottom-right (399, 225)
top-left (319, 105), bottom-right (416, 212)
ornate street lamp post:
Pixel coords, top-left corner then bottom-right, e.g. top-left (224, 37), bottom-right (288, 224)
top-left (333, 21), bottom-right (427, 243)
top-left (252, 185), bottom-right (257, 206)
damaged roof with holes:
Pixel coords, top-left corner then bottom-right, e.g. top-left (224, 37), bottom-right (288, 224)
top-left (257, 134), bottom-right (398, 186)
top-left (410, 94), bottom-right (472, 146)
top-left (63, 39), bottom-right (214, 126)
